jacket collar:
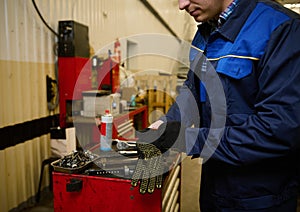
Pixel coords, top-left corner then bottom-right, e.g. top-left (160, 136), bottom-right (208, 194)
top-left (198, 0), bottom-right (257, 42)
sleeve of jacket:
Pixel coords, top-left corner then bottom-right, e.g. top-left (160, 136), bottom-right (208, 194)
top-left (186, 19), bottom-right (300, 166)
top-left (162, 68), bottom-right (202, 128)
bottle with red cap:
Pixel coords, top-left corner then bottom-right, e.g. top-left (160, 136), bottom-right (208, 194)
top-left (100, 110), bottom-right (113, 151)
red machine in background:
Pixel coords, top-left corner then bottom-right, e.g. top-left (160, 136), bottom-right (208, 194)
top-left (57, 20), bottom-right (120, 129)
top-left (58, 56), bottom-right (120, 128)
top-left (58, 57), bottom-right (91, 128)
top-left (97, 57), bottom-right (120, 93)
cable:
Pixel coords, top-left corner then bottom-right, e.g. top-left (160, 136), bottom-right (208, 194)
top-left (32, 0), bottom-right (59, 37)
top-left (32, 0), bottom-right (59, 111)
top-left (47, 61), bottom-right (60, 111)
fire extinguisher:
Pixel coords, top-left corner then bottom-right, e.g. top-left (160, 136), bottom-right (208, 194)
top-left (114, 38), bottom-right (121, 63)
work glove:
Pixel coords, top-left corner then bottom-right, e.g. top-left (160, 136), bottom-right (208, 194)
top-left (131, 142), bottom-right (163, 194)
top-left (131, 121), bottom-right (186, 194)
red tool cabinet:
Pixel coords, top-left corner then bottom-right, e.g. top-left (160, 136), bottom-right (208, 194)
top-left (53, 172), bottom-right (162, 212)
top-left (52, 153), bottom-right (181, 212)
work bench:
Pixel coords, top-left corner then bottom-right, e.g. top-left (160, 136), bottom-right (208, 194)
top-left (73, 105), bottom-right (148, 149)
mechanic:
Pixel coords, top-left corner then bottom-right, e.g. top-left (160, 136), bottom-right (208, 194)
top-left (132, 0), bottom-right (300, 211)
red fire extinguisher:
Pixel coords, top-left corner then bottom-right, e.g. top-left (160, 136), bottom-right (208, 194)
top-left (114, 38), bottom-right (121, 63)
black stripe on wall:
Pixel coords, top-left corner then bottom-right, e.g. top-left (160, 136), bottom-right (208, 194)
top-left (0, 115), bottom-right (59, 150)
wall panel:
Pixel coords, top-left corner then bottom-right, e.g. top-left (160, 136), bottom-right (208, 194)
top-left (0, 60), bottom-right (54, 127)
top-left (0, 150), bottom-right (8, 212)
top-left (0, 135), bottom-right (50, 212)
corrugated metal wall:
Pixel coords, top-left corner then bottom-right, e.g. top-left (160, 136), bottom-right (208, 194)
top-left (0, 0), bottom-right (195, 211)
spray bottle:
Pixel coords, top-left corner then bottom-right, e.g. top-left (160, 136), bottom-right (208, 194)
top-left (100, 110), bottom-right (113, 151)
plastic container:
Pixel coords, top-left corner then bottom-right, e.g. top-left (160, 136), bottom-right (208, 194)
top-left (100, 110), bottom-right (113, 151)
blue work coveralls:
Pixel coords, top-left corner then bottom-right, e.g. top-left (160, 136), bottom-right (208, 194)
top-left (164, 0), bottom-right (300, 210)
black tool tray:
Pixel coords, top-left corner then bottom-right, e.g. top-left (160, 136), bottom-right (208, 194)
top-left (51, 151), bottom-right (98, 174)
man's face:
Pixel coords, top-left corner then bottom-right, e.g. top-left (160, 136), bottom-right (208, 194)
top-left (178, 0), bottom-right (232, 22)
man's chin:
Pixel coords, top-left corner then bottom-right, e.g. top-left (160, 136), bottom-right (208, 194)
top-left (193, 15), bottom-right (208, 23)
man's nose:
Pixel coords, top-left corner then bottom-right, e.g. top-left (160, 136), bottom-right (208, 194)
top-left (178, 0), bottom-right (190, 10)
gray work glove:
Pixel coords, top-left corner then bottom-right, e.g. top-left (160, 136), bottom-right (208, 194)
top-left (131, 143), bottom-right (163, 194)
top-left (131, 121), bottom-right (186, 194)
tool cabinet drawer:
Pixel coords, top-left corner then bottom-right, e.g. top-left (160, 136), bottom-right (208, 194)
top-left (53, 172), bottom-right (162, 212)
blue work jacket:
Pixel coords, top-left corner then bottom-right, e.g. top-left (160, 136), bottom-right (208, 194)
top-left (165, 0), bottom-right (300, 210)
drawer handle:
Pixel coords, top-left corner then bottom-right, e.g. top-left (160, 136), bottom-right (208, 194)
top-left (66, 178), bottom-right (83, 192)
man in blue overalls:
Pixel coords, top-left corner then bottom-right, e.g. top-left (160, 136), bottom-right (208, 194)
top-left (131, 0), bottom-right (300, 211)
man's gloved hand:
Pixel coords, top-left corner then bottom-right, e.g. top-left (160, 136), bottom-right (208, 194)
top-left (131, 142), bottom-right (163, 194)
top-left (136, 121), bottom-right (186, 153)
top-left (131, 121), bottom-right (186, 194)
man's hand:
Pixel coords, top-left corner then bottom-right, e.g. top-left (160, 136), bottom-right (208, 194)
top-left (130, 121), bottom-right (186, 194)
top-left (137, 121), bottom-right (186, 153)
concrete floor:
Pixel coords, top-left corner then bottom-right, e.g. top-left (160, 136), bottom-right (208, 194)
top-left (20, 190), bottom-right (53, 212)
